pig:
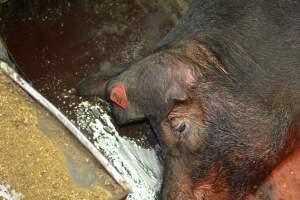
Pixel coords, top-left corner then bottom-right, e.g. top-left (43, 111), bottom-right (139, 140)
top-left (77, 0), bottom-right (300, 199)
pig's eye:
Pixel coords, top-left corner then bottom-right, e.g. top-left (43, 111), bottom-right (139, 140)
top-left (168, 116), bottom-right (190, 135)
top-left (175, 122), bottom-right (190, 135)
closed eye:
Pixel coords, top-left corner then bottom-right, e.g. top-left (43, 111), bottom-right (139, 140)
top-left (175, 122), bottom-right (190, 135)
top-left (176, 123), bottom-right (186, 133)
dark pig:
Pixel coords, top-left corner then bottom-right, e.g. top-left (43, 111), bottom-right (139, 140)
top-left (77, 0), bottom-right (300, 199)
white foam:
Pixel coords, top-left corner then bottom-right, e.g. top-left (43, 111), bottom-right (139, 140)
top-left (75, 101), bottom-right (163, 200)
top-left (0, 183), bottom-right (23, 200)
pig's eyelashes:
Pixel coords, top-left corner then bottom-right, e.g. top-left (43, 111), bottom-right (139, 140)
top-left (168, 116), bottom-right (190, 135)
top-left (176, 123), bottom-right (186, 133)
top-left (175, 122), bottom-right (190, 135)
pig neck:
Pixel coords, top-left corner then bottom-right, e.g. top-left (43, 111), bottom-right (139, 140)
top-left (167, 36), bottom-right (294, 116)
top-left (161, 152), bottom-right (195, 199)
top-left (172, 34), bottom-right (300, 118)
top-left (202, 32), bottom-right (299, 116)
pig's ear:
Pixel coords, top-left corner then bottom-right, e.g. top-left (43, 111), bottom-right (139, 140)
top-left (166, 84), bottom-right (189, 103)
top-left (76, 72), bottom-right (109, 97)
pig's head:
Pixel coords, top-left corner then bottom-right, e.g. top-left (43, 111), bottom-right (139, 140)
top-left (76, 38), bottom-right (229, 154)
top-left (77, 38), bottom-right (294, 199)
top-left (77, 39), bottom-right (217, 153)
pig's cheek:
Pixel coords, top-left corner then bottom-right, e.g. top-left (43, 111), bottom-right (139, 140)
top-left (184, 127), bottom-right (208, 153)
top-left (160, 119), bottom-right (178, 149)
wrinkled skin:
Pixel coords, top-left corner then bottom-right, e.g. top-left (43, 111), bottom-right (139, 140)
top-left (77, 0), bottom-right (300, 199)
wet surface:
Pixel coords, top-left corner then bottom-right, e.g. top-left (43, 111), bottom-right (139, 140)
top-left (0, 0), bottom-right (174, 145)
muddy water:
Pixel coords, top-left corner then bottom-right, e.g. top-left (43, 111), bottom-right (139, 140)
top-left (0, 0), bottom-right (174, 145)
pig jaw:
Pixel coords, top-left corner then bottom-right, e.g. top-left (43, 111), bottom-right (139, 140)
top-left (159, 101), bottom-right (231, 200)
top-left (158, 82), bottom-right (297, 200)
top-left (160, 155), bottom-right (195, 200)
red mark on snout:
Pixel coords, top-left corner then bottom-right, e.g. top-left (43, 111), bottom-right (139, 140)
top-left (110, 84), bottom-right (127, 109)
